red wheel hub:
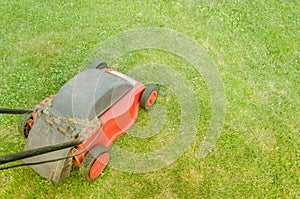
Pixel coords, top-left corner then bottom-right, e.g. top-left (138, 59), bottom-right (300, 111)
top-left (89, 153), bottom-right (109, 179)
top-left (147, 91), bottom-right (158, 106)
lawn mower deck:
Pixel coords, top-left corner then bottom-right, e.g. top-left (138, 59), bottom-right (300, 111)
top-left (0, 61), bottom-right (158, 182)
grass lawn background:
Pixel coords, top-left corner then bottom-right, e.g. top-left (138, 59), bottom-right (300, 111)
top-left (0, 0), bottom-right (299, 198)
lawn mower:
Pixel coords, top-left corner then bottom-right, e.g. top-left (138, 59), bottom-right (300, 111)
top-left (0, 60), bottom-right (159, 182)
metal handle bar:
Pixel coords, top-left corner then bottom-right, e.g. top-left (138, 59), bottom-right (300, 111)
top-left (0, 139), bottom-right (83, 165)
top-left (0, 108), bottom-right (33, 114)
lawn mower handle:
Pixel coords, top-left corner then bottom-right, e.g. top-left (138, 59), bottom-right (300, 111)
top-left (0, 139), bottom-right (83, 165)
top-left (0, 108), bottom-right (33, 114)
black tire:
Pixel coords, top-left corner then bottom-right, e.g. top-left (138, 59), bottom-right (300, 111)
top-left (90, 60), bottom-right (107, 69)
top-left (140, 84), bottom-right (159, 110)
top-left (18, 113), bottom-right (33, 138)
top-left (80, 144), bottom-right (109, 181)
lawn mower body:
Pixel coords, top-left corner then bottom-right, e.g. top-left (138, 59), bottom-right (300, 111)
top-left (17, 63), bottom-right (158, 182)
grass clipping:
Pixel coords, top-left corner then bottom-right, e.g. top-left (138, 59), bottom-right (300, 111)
top-left (36, 98), bottom-right (100, 140)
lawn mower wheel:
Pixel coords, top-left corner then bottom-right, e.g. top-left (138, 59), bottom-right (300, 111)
top-left (90, 60), bottom-right (107, 69)
top-left (140, 84), bottom-right (158, 110)
top-left (80, 144), bottom-right (110, 181)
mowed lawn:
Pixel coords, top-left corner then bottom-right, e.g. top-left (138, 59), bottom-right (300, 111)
top-left (0, 1), bottom-right (299, 198)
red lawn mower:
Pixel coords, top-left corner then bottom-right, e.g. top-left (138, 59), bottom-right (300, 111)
top-left (0, 60), bottom-right (158, 182)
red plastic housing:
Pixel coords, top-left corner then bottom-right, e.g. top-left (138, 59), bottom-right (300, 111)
top-left (71, 71), bottom-right (146, 167)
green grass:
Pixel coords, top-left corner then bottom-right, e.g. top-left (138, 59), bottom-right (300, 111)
top-left (0, 0), bottom-right (299, 198)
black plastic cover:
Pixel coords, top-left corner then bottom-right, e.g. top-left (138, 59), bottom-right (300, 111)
top-left (52, 69), bottom-right (133, 120)
top-left (23, 117), bottom-right (73, 182)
